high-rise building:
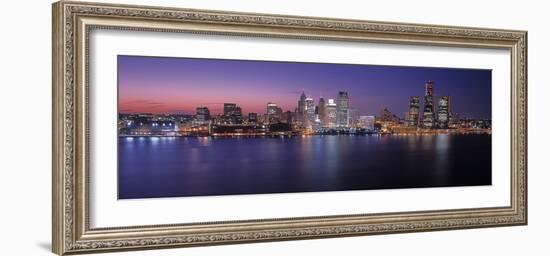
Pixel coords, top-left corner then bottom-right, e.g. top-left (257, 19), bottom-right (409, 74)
top-left (347, 108), bottom-right (358, 127)
top-left (233, 106), bottom-right (243, 124)
top-left (224, 103), bottom-right (237, 116)
top-left (407, 96), bottom-right (420, 127)
top-left (336, 91), bottom-right (350, 128)
top-left (281, 110), bottom-right (293, 124)
top-left (266, 102), bottom-right (282, 123)
top-left (248, 112), bottom-right (258, 124)
top-left (437, 96), bottom-right (451, 128)
top-left (357, 116), bottom-right (375, 131)
top-left (257, 114), bottom-right (268, 124)
top-left (378, 108), bottom-right (398, 123)
top-left (196, 106), bottom-right (210, 122)
top-left (325, 99), bottom-right (337, 128)
top-left (422, 81), bottom-right (435, 128)
top-left (267, 102), bottom-right (278, 115)
top-left (305, 97), bottom-right (315, 125)
top-left (297, 91), bottom-right (307, 124)
top-left (318, 97), bottom-right (327, 126)
top-left (222, 103), bottom-right (243, 124)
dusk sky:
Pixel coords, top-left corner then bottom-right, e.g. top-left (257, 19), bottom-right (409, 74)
top-left (118, 55), bottom-right (492, 119)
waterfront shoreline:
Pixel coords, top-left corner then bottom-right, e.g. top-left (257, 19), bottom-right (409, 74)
top-left (118, 129), bottom-right (491, 138)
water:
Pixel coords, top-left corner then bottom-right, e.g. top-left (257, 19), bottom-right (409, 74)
top-left (118, 134), bottom-right (491, 199)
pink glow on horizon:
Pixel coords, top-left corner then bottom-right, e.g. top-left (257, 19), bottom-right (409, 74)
top-left (119, 80), bottom-right (300, 115)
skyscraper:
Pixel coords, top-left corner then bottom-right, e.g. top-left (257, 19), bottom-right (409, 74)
top-left (248, 112), bottom-right (257, 124)
top-left (305, 97), bottom-right (315, 125)
top-left (267, 102), bottom-right (278, 115)
top-left (266, 102), bottom-right (282, 124)
top-left (318, 97), bottom-right (327, 126)
top-left (224, 103), bottom-right (237, 116)
top-left (223, 103), bottom-right (243, 124)
top-left (437, 96), bottom-right (451, 128)
top-left (297, 91), bottom-right (307, 125)
top-left (196, 106), bottom-right (210, 122)
top-left (407, 96), bottom-right (420, 127)
top-left (336, 91), bottom-right (350, 128)
top-left (281, 110), bottom-right (293, 124)
top-left (326, 99), bottom-right (337, 128)
top-left (422, 81), bottom-right (435, 128)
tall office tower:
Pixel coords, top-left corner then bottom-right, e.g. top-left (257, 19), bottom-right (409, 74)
top-left (326, 99), bottom-right (338, 128)
top-left (223, 103), bottom-right (243, 124)
top-left (305, 97), bottom-right (315, 125)
top-left (248, 112), bottom-right (258, 124)
top-left (223, 103), bottom-right (237, 116)
top-left (422, 81), bottom-right (435, 128)
top-left (267, 102), bottom-right (278, 115)
top-left (407, 96), bottom-right (420, 127)
top-left (196, 106), bottom-right (210, 122)
top-left (233, 106), bottom-right (243, 124)
top-left (297, 91), bottom-right (307, 124)
top-left (318, 97), bottom-right (327, 126)
top-left (281, 110), bottom-right (293, 124)
top-left (336, 91), bottom-right (350, 128)
top-left (266, 102), bottom-right (281, 123)
top-left (437, 96), bottom-right (451, 128)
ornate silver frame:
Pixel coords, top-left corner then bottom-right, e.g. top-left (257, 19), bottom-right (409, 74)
top-left (52, 1), bottom-right (527, 255)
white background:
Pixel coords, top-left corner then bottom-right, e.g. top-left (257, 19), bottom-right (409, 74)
top-left (90, 29), bottom-right (510, 227)
top-left (0, 0), bottom-right (547, 255)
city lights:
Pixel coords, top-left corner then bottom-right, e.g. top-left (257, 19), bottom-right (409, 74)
top-left (118, 81), bottom-right (491, 138)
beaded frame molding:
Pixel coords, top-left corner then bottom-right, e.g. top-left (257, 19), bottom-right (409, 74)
top-left (52, 1), bottom-right (527, 255)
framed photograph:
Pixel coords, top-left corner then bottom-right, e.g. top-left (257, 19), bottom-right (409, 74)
top-left (52, 1), bottom-right (527, 255)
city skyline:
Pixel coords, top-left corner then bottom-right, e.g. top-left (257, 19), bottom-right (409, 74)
top-left (118, 55), bottom-right (492, 119)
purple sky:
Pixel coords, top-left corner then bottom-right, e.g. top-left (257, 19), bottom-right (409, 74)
top-left (118, 55), bottom-right (492, 119)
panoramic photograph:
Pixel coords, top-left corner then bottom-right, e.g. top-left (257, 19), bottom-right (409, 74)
top-left (117, 55), bottom-right (492, 200)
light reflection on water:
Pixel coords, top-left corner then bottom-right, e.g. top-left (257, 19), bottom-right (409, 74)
top-left (118, 134), bottom-right (491, 199)
top-left (434, 135), bottom-right (451, 183)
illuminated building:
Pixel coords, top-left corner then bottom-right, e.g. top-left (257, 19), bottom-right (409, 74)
top-left (378, 108), bottom-right (398, 123)
top-left (222, 103), bottom-right (243, 124)
top-left (257, 114), bottom-right (268, 124)
top-left (121, 120), bottom-right (176, 136)
top-left (305, 97), bottom-right (315, 125)
top-left (267, 102), bottom-right (278, 115)
top-left (267, 102), bottom-right (282, 123)
top-left (422, 81), bottom-right (435, 128)
top-left (437, 96), bottom-right (451, 128)
top-left (357, 116), bottom-right (375, 131)
top-left (195, 106), bottom-right (210, 122)
top-left (347, 108), bottom-right (358, 127)
top-left (211, 124), bottom-right (268, 135)
top-left (281, 110), bottom-right (293, 124)
top-left (297, 91), bottom-right (307, 124)
top-left (313, 116), bottom-right (322, 131)
top-left (336, 91), bottom-right (350, 128)
top-left (248, 112), bottom-right (258, 124)
top-left (318, 97), bottom-right (327, 126)
top-left (325, 99), bottom-right (337, 128)
top-left (407, 96), bottom-right (420, 127)
top-left (224, 103), bottom-right (237, 115)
